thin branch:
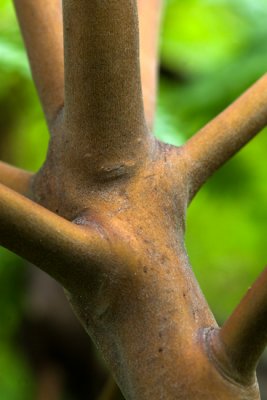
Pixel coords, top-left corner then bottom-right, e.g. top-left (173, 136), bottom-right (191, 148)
top-left (0, 161), bottom-right (33, 195)
top-left (137, 0), bottom-right (163, 129)
top-left (181, 74), bottom-right (267, 201)
top-left (13, 0), bottom-right (64, 124)
top-left (0, 183), bottom-right (109, 290)
top-left (216, 266), bottom-right (267, 383)
top-left (63, 0), bottom-right (151, 171)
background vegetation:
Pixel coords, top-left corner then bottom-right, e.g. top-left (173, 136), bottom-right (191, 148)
top-left (0, 0), bottom-right (267, 398)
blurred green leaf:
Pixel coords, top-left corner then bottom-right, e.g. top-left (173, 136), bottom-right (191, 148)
top-left (0, 40), bottom-right (29, 76)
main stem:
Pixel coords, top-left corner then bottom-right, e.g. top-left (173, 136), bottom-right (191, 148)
top-left (63, 0), bottom-right (150, 173)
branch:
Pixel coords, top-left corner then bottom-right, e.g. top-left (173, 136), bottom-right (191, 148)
top-left (206, 267), bottom-right (267, 385)
top-left (181, 74), bottom-right (267, 201)
top-left (137, 0), bottom-right (163, 129)
top-left (0, 183), bottom-right (109, 290)
top-left (14, 0), bottom-right (161, 134)
top-left (13, 0), bottom-right (64, 124)
top-left (217, 266), bottom-right (267, 383)
top-left (63, 0), bottom-right (151, 171)
top-left (0, 161), bottom-right (33, 195)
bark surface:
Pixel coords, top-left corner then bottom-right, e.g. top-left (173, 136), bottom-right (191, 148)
top-left (1, 1), bottom-right (267, 399)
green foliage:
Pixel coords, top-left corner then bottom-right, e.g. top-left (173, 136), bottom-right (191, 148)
top-left (0, 0), bottom-right (48, 171)
top-left (0, 249), bottom-right (34, 399)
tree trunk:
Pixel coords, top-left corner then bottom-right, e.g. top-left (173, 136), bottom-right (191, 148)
top-left (1, 1), bottom-right (267, 399)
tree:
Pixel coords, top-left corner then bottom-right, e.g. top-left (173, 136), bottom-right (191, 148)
top-left (0, 0), bottom-right (267, 399)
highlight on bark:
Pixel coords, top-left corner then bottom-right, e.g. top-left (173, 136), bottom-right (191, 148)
top-left (0, 1), bottom-right (267, 399)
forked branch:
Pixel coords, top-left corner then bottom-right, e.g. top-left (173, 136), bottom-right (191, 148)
top-left (182, 74), bottom-right (267, 201)
top-left (5, 1), bottom-right (267, 398)
top-left (0, 183), bottom-right (110, 290)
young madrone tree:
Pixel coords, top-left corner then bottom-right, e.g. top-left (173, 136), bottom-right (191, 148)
top-left (0, 1), bottom-right (267, 399)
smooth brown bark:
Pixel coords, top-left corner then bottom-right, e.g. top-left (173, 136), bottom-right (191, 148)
top-left (13, 0), bottom-right (64, 124)
top-left (219, 266), bottom-right (267, 383)
top-left (137, 0), bottom-right (163, 128)
top-left (1, 1), bottom-right (267, 399)
top-left (62, 0), bottom-right (151, 175)
top-left (0, 161), bottom-right (32, 195)
top-left (0, 183), bottom-right (115, 289)
top-left (182, 74), bottom-right (267, 201)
